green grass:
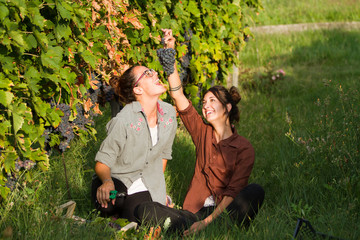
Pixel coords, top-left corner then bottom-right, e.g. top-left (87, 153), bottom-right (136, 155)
top-left (1, 2), bottom-right (360, 239)
top-left (253, 0), bottom-right (360, 26)
top-left (235, 28), bottom-right (360, 239)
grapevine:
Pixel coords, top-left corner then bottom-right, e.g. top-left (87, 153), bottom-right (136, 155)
top-left (0, 0), bottom-right (262, 201)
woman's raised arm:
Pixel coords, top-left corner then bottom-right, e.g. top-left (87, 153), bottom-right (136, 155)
top-left (162, 29), bottom-right (189, 111)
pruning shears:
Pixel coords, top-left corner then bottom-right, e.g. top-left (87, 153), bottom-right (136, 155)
top-left (109, 190), bottom-right (126, 200)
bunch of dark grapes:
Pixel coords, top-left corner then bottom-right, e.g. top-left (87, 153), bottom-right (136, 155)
top-left (89, 88), bottom-right (100, 104)
top-left (43, 72), bottom-right (106, 153)
top-left (103, 85), bottom-right (115, 102)
top-left (43, 127), bottom-right (51, 144)
top-left (178, 66), bottom-right (190, 83)
top-left (72, 104), bottom-right (91, 130)
top-left (180, 50), bottom-right (191, 69)
top-left (179, 42), bottom-right (192, 84)
top-left (57, 103), bottom-right (71, 119)
top-left (55, 103), bottom-right (75, 152)
top-left (98, 84), bottom-right (115, 106)
top-left (179, 29), bottom-right (193, 84)
top-left (157, 48), bottom-right (176, 75)
top-left (160, 37), bottom-right (166, 46)
top-left (184, 28), bottom-right (193, 41)
top-left (5, 174), bottom-right (17, 191)
top-left (15, 159), bottom-right (36, 171)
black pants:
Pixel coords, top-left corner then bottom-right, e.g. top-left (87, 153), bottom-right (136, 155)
top-left (136, 183), bottom-right (265, 232)
top-left (91, 176), bottom-right (152, 223)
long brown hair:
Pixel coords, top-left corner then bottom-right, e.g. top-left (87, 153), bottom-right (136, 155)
top-left (109, 66), bottom-right (137, 104)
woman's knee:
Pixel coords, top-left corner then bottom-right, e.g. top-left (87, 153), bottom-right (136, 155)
top-left (227, 184), bottom-right (265, 220)
top-left (136, 202), bottom-right (161, 222)
top-left (247, 183), bottom-right (265, 206)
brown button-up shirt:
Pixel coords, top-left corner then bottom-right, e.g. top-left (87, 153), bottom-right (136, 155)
top-left (178, 101), bottom-right (254, 213)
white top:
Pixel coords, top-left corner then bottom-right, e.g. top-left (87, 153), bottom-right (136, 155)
top-left (149, 125), bottom-right (158, 146)
top-left (128, 125), bottom-right (158, 195)
top-left (204, 195), bottom-right (216, 207)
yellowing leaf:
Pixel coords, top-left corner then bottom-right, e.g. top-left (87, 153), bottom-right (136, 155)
top-left (92, 1), bottom-right (101, 11)
top-left (83, 98), bottom-right (92, 112)
top-left (93, 103), bottom-right (102, 115)
top-left (128, 17), bottom-right (144, 29)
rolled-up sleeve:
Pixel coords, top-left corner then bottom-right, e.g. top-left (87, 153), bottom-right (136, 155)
top-left (95, 117), bottom-right (126, 169)
top-left (177, 100), bottom-right (207, 148)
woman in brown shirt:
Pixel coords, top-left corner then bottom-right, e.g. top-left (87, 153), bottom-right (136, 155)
top-left (137, 30), bottom-right (264, 236)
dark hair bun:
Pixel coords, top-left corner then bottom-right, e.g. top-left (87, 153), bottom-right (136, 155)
top-left (229, 86), bottom-right (241, 104)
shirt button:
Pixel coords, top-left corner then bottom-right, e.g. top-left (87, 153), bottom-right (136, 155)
top-left (140, 173), bottom-right (142, 175)
top-left (146, 162), bottom-right (148, 164)
top-left (150, 148), bottom-right (152, 151)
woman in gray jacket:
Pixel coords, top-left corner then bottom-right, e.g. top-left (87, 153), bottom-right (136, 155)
top-left (91, 66), bottom-right (177, 222)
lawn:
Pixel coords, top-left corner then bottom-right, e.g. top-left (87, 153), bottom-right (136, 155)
top-left (253, 0), bottom-right (360, 26)
top-left (1, 1), bottom-right (359, 239)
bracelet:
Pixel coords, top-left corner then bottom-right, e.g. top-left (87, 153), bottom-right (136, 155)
top-left (103, 178), bottom-right (113, 182)
top-left (169, 84), bottom-right (182, 92)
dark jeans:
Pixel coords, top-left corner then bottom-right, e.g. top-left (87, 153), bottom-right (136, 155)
top-left (136, 183), bottom-right (265, 232)
top-left (91, 176), bottom-right (152, 223)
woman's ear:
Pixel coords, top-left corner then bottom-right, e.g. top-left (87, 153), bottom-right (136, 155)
top-left (133, 86), bottom-right (143, 95)
top-left (226, 103), bottom-right (232, 113)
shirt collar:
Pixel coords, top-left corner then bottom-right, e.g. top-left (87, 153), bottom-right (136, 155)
top-left (212, 127), bottom-right (242, 148)
top-left (131, 100), bottom-right (167, 116)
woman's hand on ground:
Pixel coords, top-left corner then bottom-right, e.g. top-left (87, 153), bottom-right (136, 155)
top-left (96, 180), bottom-right (115, 208)
top-left (183, 220), bottom-right (209, 236)
top-left (161, 29), bottom-right (175, 49)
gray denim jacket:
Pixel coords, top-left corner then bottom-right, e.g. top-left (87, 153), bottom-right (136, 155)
top-left (95, 100), bottom-right (177, 204)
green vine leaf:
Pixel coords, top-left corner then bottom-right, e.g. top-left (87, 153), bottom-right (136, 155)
top-left (0, 90), bottom-right (14, 107)
top-left (55, 23), bottom-right (72, 41)
top-left (56, 1), bottom-right (72, 20)
top-left (41, 46), bottom-right (64, 70)
top-left (12, 112), bottom-right (24, 135)
top-left (0, 120), bottom-right (11, 136)
top-left (0, 5), bottom-right (9, 21)
top-left (185, 84), bottom-right (198, 97)
top-left (8, 30), bottom-right (27, 48)
top-left (186, 1), bottom-right (200, 18)
top-left (81, 50), bottom-right (96, 68)
top-left (3, 151), bottom-right (17, 173)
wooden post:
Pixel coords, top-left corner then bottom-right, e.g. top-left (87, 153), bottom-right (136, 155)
top-left (227, 64), bottom-right (239, 88)
top-left (56, 200), bottom-right (76, 218)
